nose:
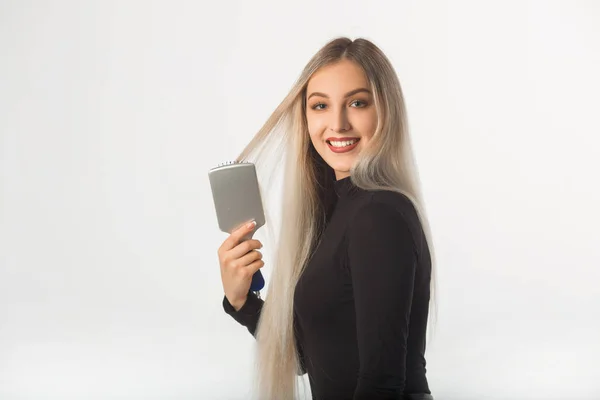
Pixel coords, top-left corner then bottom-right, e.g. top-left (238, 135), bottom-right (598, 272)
top-left (330, 107), bottom-right (351, 132)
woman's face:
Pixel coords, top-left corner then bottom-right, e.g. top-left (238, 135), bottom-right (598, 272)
top-left (305, 59), bottom-right (378, 180)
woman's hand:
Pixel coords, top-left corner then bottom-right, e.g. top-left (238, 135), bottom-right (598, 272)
top-left (217, 220), bottom-right (264, 311)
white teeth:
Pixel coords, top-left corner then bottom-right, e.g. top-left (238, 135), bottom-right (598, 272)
top-left (329, 139), bottom-right (358, 148)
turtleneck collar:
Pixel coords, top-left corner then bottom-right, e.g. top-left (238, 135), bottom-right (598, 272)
top-left (333, 176), bottom-right (359, 198)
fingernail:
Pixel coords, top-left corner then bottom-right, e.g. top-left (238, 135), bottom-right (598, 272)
top-left (247, 220), bottom-right (256, 229)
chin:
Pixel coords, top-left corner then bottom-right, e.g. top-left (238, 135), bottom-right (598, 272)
top-left (328, 163), bottom-right (352, 176)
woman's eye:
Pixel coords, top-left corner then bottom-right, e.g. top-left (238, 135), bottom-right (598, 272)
top-left (311, 100), bottom-right (366, 110)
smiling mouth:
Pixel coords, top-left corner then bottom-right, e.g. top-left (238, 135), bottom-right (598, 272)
top-left (326, 138), bottom-right (360, 147)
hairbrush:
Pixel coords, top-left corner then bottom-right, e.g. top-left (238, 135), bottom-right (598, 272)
top-left (208, 161), bottom-right (266, 293)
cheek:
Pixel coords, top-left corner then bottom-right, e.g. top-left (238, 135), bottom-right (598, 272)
top-left (306, 116), bottom-right (324, 140)
top-left (360, 111), bottom-right (378, 139)
top-left (308, 131), bottom-right (319, 147)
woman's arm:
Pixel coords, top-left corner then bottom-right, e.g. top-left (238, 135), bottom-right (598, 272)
top-left (222, 291), bottom-right (263, 336)
top-left (347, 199), bottom-right (419, 399)
top-left (222, 292), bottom-right (307, 375)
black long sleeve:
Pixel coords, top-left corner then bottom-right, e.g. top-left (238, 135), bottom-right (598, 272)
top-left (222, 292), bottom-right (307, 375)
top-left (347, 201), bottom-right (418, 398)
top-left (222, 291), bottom-right (263, 337)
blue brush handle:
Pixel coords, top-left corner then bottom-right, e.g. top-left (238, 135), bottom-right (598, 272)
top-left (250, 270), bottom-right (265, 292)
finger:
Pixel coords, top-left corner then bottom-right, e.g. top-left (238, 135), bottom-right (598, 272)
top-left (235, 219), bottom-right (256, 233)
top-left (222, 220), bottom-right (257, 251)
top-left (229, 239), bottom-right (262, 260)
top-left (245, 259), bottom-right (265, 275)
top-left (233, 219), bottom-right (257, 242)
top-left (236, 249), bottom-right (262, 268)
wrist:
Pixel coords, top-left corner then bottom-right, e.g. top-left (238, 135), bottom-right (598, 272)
top-left (229, 296), bottom-right (247, 311)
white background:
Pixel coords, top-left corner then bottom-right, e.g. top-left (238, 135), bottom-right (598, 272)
top-left (1, 1), bottom-right (599, 399)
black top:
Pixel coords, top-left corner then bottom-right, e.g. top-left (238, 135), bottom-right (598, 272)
top-left (223, 176), bottom-right (433, 399)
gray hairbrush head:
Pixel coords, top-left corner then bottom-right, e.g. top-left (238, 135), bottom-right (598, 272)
top-left (208, 161), bottom-right (266, 241)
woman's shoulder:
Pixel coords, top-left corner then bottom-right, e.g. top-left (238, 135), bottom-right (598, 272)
top-left (350, 188), bottom-right (424, 241)
top-left (358, 188), bottom-right (419, 219)
top-left (349, 188), bottom-right (428, 260)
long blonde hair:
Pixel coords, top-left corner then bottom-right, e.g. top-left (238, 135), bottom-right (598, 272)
top-left (233, 37), bottom-right (438, 400)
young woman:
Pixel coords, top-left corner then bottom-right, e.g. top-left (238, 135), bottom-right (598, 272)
top-left (217, 37), bottom-right (437, 400)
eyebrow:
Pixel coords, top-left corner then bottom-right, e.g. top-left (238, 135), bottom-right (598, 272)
top-left (307, 88), bottom-right (371, 101)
